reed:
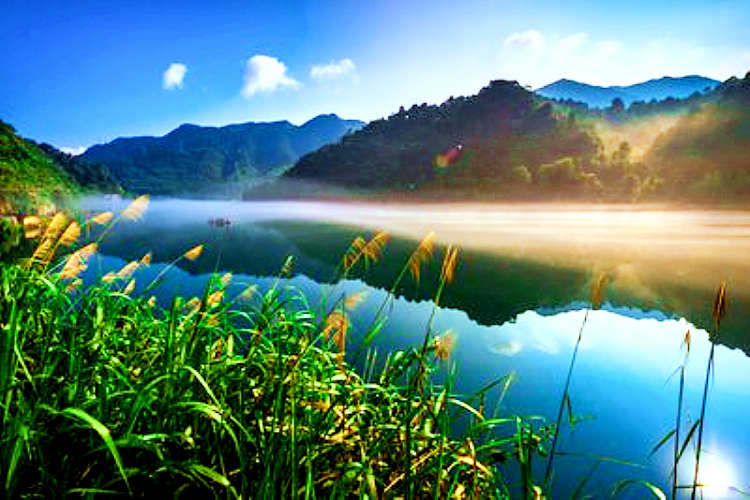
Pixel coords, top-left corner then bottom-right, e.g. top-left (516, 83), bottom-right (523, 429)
top-left (1, 212), bottom-right (538, 499)
top-left (544, 270), bottom-right (607, 489)
top-left (691, 281), bottom-right (727, 500)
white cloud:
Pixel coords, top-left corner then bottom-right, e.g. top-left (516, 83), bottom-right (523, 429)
top-left (504, 30), bottom-right (545, 52)
top-left (60, 146), bottom-right (86, 156)
top-left (557, 32), bottom-right (588, 53)
top-left (241, 55), bottom-right (300, 98)
top-left (162, 63), bottom-right (187, 90)
top-left (310, 58), bottom-right (356, 80)
top-left (594, 40), bottom-right (623, 59)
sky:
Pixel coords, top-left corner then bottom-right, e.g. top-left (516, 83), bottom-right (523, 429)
top-left (1, 0), bottom-right (749, 152)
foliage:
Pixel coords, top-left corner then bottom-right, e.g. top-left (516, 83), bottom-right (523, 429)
top-left (0, 120), bottom-right (78, 213)
top-left (0, 207), bottom-right (555, 498)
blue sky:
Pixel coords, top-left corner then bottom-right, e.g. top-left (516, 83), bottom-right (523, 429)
top-left (1, 0), bottom-right (749, 152)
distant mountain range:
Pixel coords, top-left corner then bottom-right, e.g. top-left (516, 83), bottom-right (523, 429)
top-left (82, 114), bottom-right (364, 195)
top-left (535, 75), bottom-right (720, 108)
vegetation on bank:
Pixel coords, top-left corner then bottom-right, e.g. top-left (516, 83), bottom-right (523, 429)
top-left (0, 198), bottom-right (557, 499)
top-left (0, 120), bottom-right (120, 215)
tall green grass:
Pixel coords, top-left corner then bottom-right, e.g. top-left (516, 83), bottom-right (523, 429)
top-left (0, 205), bottom-right (551, 498)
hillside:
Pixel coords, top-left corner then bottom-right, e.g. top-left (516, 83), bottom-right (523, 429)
top-left (0, 120), bottom-right (78, 213)
top-left (646, 72), bottom-right (750, 199)
top-left (537, 75), bottom-right (719, 108)
top-left (82, 114), bottom-right (364, 195)
top-left (284, 80), bottom-right (598, 195)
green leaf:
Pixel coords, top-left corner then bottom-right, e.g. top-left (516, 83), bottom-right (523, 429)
top-left (60, 407), bottom-right (131, 494)
top-left (649, 428), bottom-right (676, 457)
top-left (611, 479), bottom-right (666, 499)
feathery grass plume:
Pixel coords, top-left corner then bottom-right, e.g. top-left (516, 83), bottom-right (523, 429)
top-left (65, 278), bottom-right (83, 293)
top-left (59, 221), bottom-right (81, 247)
top-left (29, 238), bottom-right (55, 268)
top-left (434, 330), bottom-right (455, 360)
top-left (344, 290), bottom-right (368, 310)
top-left (102, 272), bottom-right (117, 283)
top-left (408, 231), bottom-right (436, 284)
top-left (116, 261), bottom-right (139, 278)
top-left (23, 215), bottom-right (42, 239)
top-left (43, 212), bottom-right (67, 240)
top-left (90, 211), bottom-right (114, 225)
top-left (440, 245), bottom-right (459, 285)
top-left (362, 231), bottom-right (389, 262)
top-left (123, 279), bottom-right (136, 295)
top-left (147, 296), bottom-right (156, 308)
top-left (207, 290), bottom-right (224, 308)
top-left (184, 244), bottom-right (204, 261)
top-left (712, 280), bottom-right (728, 329)
top-left (343, 236), bottom-right (367, 271)
top-left (590, 271), bottom-right (608, 309)
top-left (121, 195), bottom-right (149, 221)
top-left (322, 311), bottom-right (348, 345)
top-left (60, 243), bottom-right (98, 279)
top-left (280, 255), bottom-right (294, 277)
top-left (220, 272), bottom-right (232, 286)
top-left (184, 297), bottom-right (202, 313)
top-left (139, 252), bottom-right (152, 266)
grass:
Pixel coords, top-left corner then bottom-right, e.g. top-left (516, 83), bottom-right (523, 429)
top-left (0, 200), bottom-right (553, 499)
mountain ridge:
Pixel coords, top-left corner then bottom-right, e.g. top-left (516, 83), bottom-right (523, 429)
top-left (536, 75), bottom-right (720, 108)
top-left (81, 113), bottom-right (364, 196)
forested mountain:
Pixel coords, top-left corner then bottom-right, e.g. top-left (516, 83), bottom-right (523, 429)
top-left (284, 80), bottom-right (598, 193)
top-left (281, 73), bottom-right (750, 203)
top-left (82, 114), bottom-right (364, 195)
top-left (0, 120), bottom-right (120, 212)
top-left (537, 75), bottom-right (719, 108)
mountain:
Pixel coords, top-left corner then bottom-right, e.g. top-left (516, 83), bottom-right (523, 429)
top-left (283, 80), bottom-right (597, 195)
top-left (82, 114), bottom-right (364, 195)
top-left (536, 75), bottom-right (720, 108)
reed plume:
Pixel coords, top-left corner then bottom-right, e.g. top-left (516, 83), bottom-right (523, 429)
top-left (362, 231), bottom-right (389, 262)
top-left (207, 290), bottom-right (224, 308)
top-left (147, 296), bottom-right (156, 308)
top-left (102, 272), bottom-right (116, 283)
top-left (590, 271), bottom-right (608, 309)
top-left (139, 252), bottom-right (152, 266)
top-left (434, 330), bottom-right (455, 361)
top-left (121, 195), bottom-right (149, 221)
top-left (23, 216), bottom-right (42, 239)
top-left (43, 212), bottom-right (67, 240)
top-left (59, 221), bottom-right (81, 247)
top-left (344, 290), bottom-right (368, 310)
top-left (90, 211), bottom-right (114, 225)
top-left (123, 279), bottom-right (136, 295)
top-left (408, 231), bottom-right (435, 284)
top-left (220, 272), bottom-right (232, 286)
top-left (440, 245), bottom-right (459, 285)
top-left (60, 242), bottom-right (98, 280)
top-left (116, 261), bottom-right (139, 278)
top-left (343, 236), bottom-right (367, 271)
top-left (183, 244), bottom-right (204, 261)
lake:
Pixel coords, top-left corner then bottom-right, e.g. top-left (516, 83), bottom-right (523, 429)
top-left (78, 197), bottom-right (750, 498)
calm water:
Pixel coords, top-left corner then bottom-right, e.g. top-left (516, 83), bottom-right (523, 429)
top-left (78, 197), bottom-right (750, 498)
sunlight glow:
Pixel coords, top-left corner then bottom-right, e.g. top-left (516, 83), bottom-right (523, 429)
top-left (697, 453), bottom-right (737, 498)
